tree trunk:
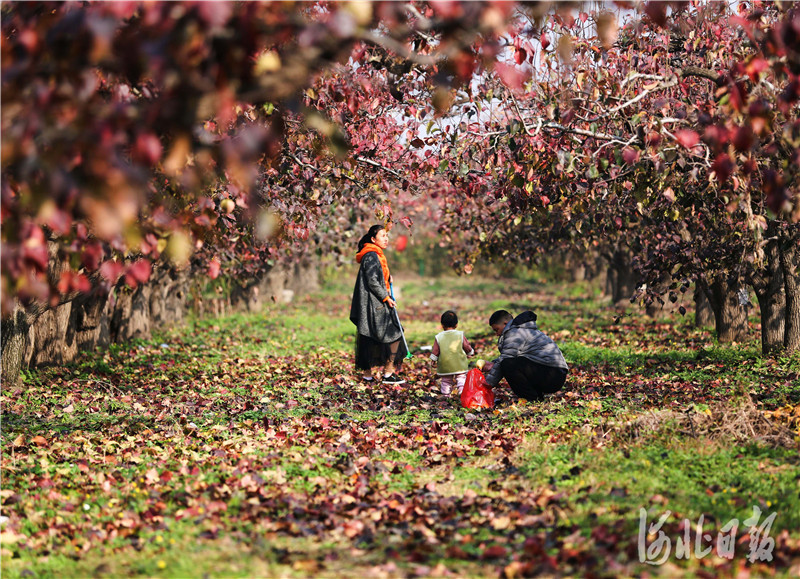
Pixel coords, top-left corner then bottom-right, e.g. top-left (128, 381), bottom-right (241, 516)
top-left (110, 285), bottom-right (152, 342)
top-left (608, 250), bottom-right (639, 306)
top-left (593, 261), bottom-right (608, 295)
top-left (75, 288), bottom-right (111, 355)
top-left (780, 231), bottom-right (800, 353)
top-left (149, 265), bottom-right (189, 326)
top-left (262, 263), bottom-right (292, 304)
top-left (1, 240), bottom-right (64, 383)
top-left (751, 232), bottom-right (786, 356)
top-left (28, 302), bottom-right (78, 367)
top-left (1, 307), bottom-right (30, 388)
top-left (707, 274), bottom-right (749, 343)
top-left (605, 266), bottom-right (617, 299)
top-left (21, 285), bottom-right (114, 368)
top-left (288, 256), bottom-right (320, 295)
top-left (643, 274), bottom-right (674, 318)
top-left (570, 262), bottom-right (586, 282)
top-left (694, 283), bottom-right (714, 328)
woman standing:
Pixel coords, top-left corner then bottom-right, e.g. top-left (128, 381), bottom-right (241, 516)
top-left (350, 224), bottom-right (407, 384)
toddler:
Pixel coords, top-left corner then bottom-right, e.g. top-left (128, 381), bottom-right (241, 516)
top-left (430, 310), bottom-right (475, 395)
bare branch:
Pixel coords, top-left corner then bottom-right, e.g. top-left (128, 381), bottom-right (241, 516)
top-left (404, 3), bottom-right (431, 29)
top-left (620, 72), bottom-right (665, 90)
top-left (360, 30), bottom-right (441, 66)
top-left (356, 155), bottom-right (404, 179)
top-left (287, 152), bottom-right (320, 173)
top-left (678, 65), bottom-right (724, 85)
top-left (507, 90), bottom-right (534, 136)
top-left (355, 156), bottom-right (419, 193)
top-left (606, 76), bottom-right (681, 116)
top-left (541, 121), bottom-right (634, 144)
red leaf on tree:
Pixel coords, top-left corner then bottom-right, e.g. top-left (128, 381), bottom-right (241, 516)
top-left (748, 99), bottom-right (771, 134)
top-left (194, 213), bottom-right (213, 228)
top-left (732, 125), bottom-right (754, 151)
top-left (395, 235), bottom-right (408, 252)
top-left (429, 0), bottom-right (462, 19)
top-left (763, 170), bottom-right (788, 214)
top-left (132, 132), bottom-right (163, 166)
top-left (22, 246), bottom-right (49, 272)
top-left (209, 258), bottom-right (221, 279)
top-left (712, 153), bottom-right (734, 182)
top-left (58, 271), bottom-right (91, 294)
top-left (645, 131), bottom-right (661, 147)
top-left (540, 31), bottom-right (550, 50)
top-left (702, 125), bottom-right (729, 148)
top-left (124, 259), bottom-right (152, 288)
top-left (100, 260), bottom-right (124, 284)
top-left (451, 49), bottom-right (476, 81)
top-left (494, 62), bottom-right (529, 90)
top-left (745, 57), bottom-right (769, 81)
top-left (728, 81), bottom-right (747, 113)
top-left (76, 273), bottom-right (91, 292)
top-left (40, 205), bottom-right (71, 236)
top-left (81, 241), bottom-right (104, 271)
top-left (644, 2), bottom-right (668, 28)
top-left (674, 130), bottom-right (699, 149)
top-left (622, 147), bottom-right (640, 164)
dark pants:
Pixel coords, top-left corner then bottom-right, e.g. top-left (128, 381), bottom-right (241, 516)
top-left (499, 358), bottom-right (567, 401)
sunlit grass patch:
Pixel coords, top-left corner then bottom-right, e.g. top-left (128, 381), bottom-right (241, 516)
top-left (4, 276), bottom-right (799, 578)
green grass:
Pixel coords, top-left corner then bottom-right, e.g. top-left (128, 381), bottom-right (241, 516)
top-left (511, 436), bottom-right (800, 531)
top-left (2, 275), bottom-right (799, 578)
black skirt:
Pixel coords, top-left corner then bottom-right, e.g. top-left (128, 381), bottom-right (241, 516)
top-left (355, 333), bottom-right (408, 371)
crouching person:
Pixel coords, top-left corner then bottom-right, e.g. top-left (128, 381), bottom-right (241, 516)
top-left (482, 310), bottom-right (568, 401)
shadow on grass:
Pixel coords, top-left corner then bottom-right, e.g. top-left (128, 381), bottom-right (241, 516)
top-left (562, 342), bottom-right (777, 371)
top-left (1, 411), bottom-right (171, 437)
top-left (563, 343), bottom-right (698, 369)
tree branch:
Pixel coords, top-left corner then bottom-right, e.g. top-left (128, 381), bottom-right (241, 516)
top-left (355, 156), bottom-right (405, 180)
top-left (540, 121), bottom-right (635, 144)
top-left (678, 65), bottom-right (724, 85)
top-left (606, 76), bottom-right (681, 116)
top-left (286, 152), bottom-right (320, 173)
top-left (360, 30), bottom-right (441, 66)
top-left (507, 91), bottom-right (534, 136)
top-left (354, 156), bottom-right (421, 193)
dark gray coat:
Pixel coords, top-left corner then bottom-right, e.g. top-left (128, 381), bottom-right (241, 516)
top-left (485, 311), bottom-right (569, 387)
top-left (349, 251), bottom-right (402, 343)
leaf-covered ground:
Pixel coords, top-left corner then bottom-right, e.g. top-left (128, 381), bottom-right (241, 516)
top-left (2, 277), bottom-right (799, 578)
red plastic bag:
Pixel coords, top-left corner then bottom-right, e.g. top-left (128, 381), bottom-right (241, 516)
top-left (461, 368), bottom-right (494, 409)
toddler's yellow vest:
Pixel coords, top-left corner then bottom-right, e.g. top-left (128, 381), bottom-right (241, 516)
top-left (436, 330), bottom-right (469, 375)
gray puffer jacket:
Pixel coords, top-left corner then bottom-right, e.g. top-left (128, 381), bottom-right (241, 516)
top-left (484, 311), bottom-right (569, 387)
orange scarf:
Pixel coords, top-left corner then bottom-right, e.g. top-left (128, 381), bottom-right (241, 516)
top-left (356, 243), bottom-right (391, 294)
